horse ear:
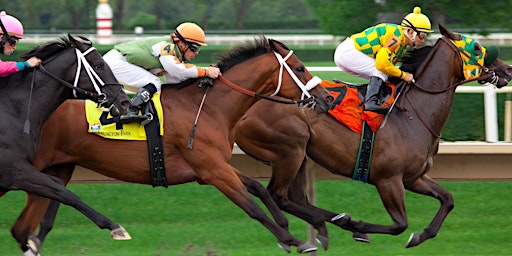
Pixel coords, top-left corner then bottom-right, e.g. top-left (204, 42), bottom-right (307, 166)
top-left (68, 34), bottom-right (79, 47)
top-left (268, 38), bottom-right (289, 53)
top-left (438, 24), bottom-right (462, 40)
top-left (77, 36), bottom-right (93, 46)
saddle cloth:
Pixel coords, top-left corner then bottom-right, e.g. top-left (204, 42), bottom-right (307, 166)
top-left (323, 80), bottom-right (397, 134)
top-left (86, 93), bottom-right (164, 140)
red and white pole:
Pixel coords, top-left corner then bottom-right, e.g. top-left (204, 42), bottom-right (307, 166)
top-left (96, 0), bottom-right (113, 44)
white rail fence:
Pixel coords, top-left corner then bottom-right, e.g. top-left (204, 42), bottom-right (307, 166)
top-left (309, 67), bottom-right (512, 142)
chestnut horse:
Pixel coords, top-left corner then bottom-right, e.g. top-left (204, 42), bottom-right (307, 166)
top-left (9, 36), bottom-right (333, 255)
top-left (233, 25), bottom-right (512, 250)
top-left (0, 35), bottom-right (131, 251)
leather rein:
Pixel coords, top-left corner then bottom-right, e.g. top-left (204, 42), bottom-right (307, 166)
top-left (217, 50), bottom-right (322, 106)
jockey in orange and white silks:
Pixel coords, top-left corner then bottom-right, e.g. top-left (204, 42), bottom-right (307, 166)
top-left (103, 22), bottom-right (221, 124)
top-left (0, 11), bottom-right (41, 77)
top-left (334, 7), bottom-right (433, 114)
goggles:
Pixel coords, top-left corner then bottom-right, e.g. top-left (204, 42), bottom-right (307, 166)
top-left (7, 36), bottom-right (18, 46)
top-left (187, 42), bottom-right (200, 53)
top-left (416, 31), bottom-right (427, 40)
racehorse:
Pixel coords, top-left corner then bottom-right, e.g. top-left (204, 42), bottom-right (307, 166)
top-left (8, 36), bottom-right (334, 255)
top-left (0, 35), bottom-right (131, 253)
top-left (232, 25), bottom-right (512, 250)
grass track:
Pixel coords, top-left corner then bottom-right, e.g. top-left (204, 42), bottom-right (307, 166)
top-left (1, 181), bottom-right (511, 255)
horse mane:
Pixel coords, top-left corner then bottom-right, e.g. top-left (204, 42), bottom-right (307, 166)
top-left (400, 46), bottom-right (433, 75)
top-left (22, 36), bottom-right (73, 61)
top-left (216, 35), bottom-right (272, 73)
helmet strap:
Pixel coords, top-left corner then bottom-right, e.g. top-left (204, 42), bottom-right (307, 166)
top-left (0, 20), bottom-right (6, 52)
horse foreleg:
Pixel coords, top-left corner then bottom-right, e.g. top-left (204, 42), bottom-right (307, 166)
top-left (237, 173), bottom-right (289, 231)
top-left (404, 175), bottom-right (454, 248)
top-left (207, 166), bottom-right (316, 254)
top-left (342, 177), bottom-right (409, 238)
top-left (10, 193), bottom-right (51, 255)
top-left (0, 166), bottom-right (131, 242)
top-left (286, 169), bottom-right (368, 244)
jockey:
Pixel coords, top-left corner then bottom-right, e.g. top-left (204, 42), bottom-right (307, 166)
top-left (103, 22), bottom-right (222, 124)
top-left (0, 11), bottom-right (41, 77)
top-left (334, 7), bottom-right (433, 113)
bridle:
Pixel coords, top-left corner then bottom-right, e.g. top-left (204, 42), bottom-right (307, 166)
top-left (38, 46), bottom-right (124, 111)
top-left (399, 36), bottom-right (498, 138)
top-left (217, 49), bottom-right (322, 105)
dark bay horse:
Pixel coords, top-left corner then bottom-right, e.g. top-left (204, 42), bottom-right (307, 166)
top-left (9, 36), bottom-right (333, 255)
top-left (233, 25), bottom-right (512, 250)
top-left (0, 35), bottom-right (131, 252)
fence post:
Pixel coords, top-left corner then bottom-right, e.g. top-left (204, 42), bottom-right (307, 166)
top-left (484, 84), bottom-right (498, 142)
top-left (306, 157), bottom-right (317, 256)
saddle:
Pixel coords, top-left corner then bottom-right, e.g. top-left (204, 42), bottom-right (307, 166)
top-left (323, 79), bottom-right (400, 183)
top-left (323, 79), bottom-right (398, 134)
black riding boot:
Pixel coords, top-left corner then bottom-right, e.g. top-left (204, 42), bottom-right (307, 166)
top-left (364, 76), bottom-right (388, 114)
top-left (120, 83), bottom-right (157, 125)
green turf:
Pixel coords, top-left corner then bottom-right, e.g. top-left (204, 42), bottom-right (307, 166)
top-left (1, 181), bottom-right (511, 255)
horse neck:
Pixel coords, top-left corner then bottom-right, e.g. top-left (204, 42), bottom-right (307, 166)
top-left (395, 43), bottom-right (463, 138)
top-left (23, 57), bottom-right (77, 135)
top-left (212, 56), bottom-right (279, 127)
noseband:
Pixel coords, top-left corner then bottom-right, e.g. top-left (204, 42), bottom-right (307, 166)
top-left (38, 47), bottom-right (123, 111)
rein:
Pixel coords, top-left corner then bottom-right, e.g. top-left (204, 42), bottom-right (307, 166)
top-left (400, 37), bottom-right (495, 138)
top-left (217, 50), bottom-right (322, 106)
top-left (38, 47), bottom-right (122, 108)
top-left (217, 75), bottom-right (314, 105)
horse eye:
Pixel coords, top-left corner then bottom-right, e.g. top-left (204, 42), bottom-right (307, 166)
top-left (94, 63), bottom-right (103, 70)
top-left (296, 66), bottom-right (305, 73)
top-left (474, 44), bottom-right (482, 56)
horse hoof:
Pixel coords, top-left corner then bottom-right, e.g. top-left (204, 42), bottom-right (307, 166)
top-left (297, 242), bottom-right (317, 254)
top-left (110, 226), bottom-right (132, 240)
top-left (331, 213), bottom-right (350, 225)
top-left (26, 236), bottom-right (42, 256)
top-left (277, 242), bottom-right (291, 253)
top-left (353, 232), bottom-right (371, 243)
top-left (315, 235), bottom-right (329, 251)
top-left (406, 232), bottom-right (420, 248)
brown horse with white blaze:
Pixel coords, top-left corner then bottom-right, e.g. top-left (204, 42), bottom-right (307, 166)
top-left (9, 36), bottom-right (333, 255)
top-left (234, 25), bottom-right (512, 249)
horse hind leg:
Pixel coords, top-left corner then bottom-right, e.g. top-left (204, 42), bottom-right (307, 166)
top-left (1, 167), bottom-right (131, 242)
top-left (404, 175), bottom-right (454, 248)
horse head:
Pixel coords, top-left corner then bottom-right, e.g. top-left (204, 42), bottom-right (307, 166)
top-left (439, 24), bottom-right (512, 88)
top-left (268, 38), bottom-right (334, 113)
top-left (66, 34), bottom-right (130, 115)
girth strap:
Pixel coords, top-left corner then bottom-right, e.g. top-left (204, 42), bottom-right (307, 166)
top-left (142, 101), bottom-right (168, 187)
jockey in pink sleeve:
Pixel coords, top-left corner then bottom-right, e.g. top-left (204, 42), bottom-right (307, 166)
top-left (0, 11), bottom-right (41, 77)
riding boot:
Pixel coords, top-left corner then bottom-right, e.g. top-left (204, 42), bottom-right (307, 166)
top-left (364, 76), bottom-right (389, 114)
top-left (120, 83), bottom-right (157, 125)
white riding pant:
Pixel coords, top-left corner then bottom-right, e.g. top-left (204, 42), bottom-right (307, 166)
top-left (334, 37), bottom-right (388, 81)
top-left (103, 49), bottom-right (163, 91)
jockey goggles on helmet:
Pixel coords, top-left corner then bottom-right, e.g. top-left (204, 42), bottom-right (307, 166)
top-left (174, 29), bottom-right (201, 53)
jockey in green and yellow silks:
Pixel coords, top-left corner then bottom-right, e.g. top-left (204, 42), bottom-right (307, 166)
top-left (334, 7), bottom-right (433, 114)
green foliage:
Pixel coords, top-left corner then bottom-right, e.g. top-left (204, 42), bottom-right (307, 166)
top-left (306, 0), bottom-right (381, 35)
top-left (125, 12), bottom-right (157, 30)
